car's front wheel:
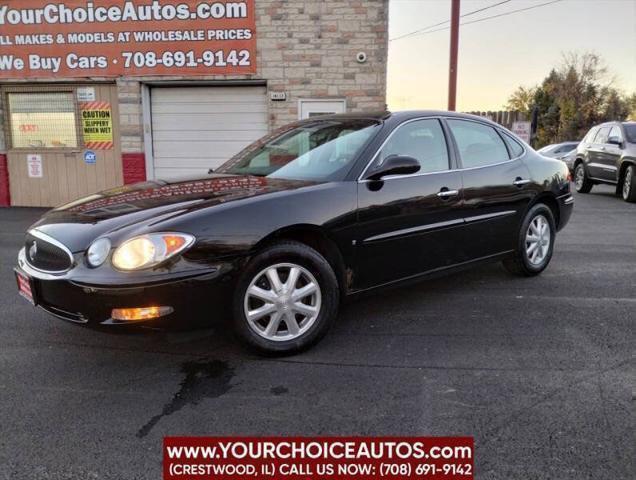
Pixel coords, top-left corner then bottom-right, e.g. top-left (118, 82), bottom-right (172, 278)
top-left (621, 165), bottom-right (636, 203)
top-left (503, 203), bottom-right (556, 276)
top-left (232, 241), bottom-right (339, 354)
top-left (574, 162), bottom-right (593, 193)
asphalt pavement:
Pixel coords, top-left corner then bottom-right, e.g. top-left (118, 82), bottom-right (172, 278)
top-left (0, 185), bottom-right (634, 479)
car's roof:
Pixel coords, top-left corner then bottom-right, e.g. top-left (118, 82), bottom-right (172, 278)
top-left (302, 110), bottom-right (504, 127)
top-left (596, 120), bottom-right (635, 127)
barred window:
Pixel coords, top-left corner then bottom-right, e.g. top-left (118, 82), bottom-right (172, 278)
top-left (8, 92), bottom-right (79, 149)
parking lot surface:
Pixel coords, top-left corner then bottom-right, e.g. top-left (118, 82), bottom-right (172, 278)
top-left (0, 185), bottom-right (634, 480)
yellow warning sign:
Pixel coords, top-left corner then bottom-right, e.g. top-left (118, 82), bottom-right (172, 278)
top-left (81, 102), bottom-right (114, 150)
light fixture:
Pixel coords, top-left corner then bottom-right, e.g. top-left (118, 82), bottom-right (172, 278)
top-left (111, 306), bottom-right (174, 322)
top-left (111, 233), bottom-right (195, 271)
top-left (86, 238), bottom-right (111, 267)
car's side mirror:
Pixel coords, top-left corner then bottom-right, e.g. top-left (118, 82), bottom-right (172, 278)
top-left (607, 136), bottom-right (623, 147)
top-left (366, 155), bottom-right (421, 181)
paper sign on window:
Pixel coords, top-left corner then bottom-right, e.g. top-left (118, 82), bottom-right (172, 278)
top-left (81, 102), bottom-right (113, 150)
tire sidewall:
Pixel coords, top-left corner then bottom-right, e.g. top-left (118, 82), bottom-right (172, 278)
top-left (623, 166), bottom-right (634, 202)
top-left (574, 163), bottom-right (587, 192)
top-left (232, 242), bottom-right (339, 355)
top-left (518, 204), bottom-right (556, 274)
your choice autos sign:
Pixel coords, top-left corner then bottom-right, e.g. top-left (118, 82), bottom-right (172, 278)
top-left (0, 0), bottom-right (256, 78)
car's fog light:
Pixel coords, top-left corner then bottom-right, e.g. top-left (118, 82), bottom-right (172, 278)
top-left (111, 306), bottom-right (174, 322)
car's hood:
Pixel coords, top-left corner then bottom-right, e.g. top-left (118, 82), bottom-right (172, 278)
top-left (30, 174), bottom-right (317, 252)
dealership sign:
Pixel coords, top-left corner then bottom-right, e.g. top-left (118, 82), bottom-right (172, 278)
top-left (0, 0), bottom-right (256, 78)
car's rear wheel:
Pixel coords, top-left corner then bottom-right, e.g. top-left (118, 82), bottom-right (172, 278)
top-left (503, 203), bottom-right (556, 277)
top-left (621, 165), bottom-right (636, 203)
top-left (232, 241), bottom-right (339, 354)
top-left (574, 163), bottom-right (593, 193)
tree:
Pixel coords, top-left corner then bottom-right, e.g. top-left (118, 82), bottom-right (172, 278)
top-left (505, 52), bottom-right (634, 147)
top-left (506, 86), bottom-right (536, 116)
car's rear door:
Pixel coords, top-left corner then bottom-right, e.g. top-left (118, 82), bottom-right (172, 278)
top-left (445, 118), bottom-right (534, 260)
top-left (587, 126), bottom-right (611, 179)
top-left (354, 118), bottom-right (465, 289)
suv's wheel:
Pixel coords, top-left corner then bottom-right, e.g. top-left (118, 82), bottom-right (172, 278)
top-left (574, 163), bottom-right (593, 193)
top-left (232, 241), bottom-right (339, 354)
top-left (621, 165), bottom-right (636, 203)
top-left (503, 203), bottom-right (556, 276)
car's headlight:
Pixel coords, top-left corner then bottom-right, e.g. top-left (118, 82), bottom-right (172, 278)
top-left (111, 233), bottom-right (195, 271)
top-left (87, 238), bottom-right (112, 267)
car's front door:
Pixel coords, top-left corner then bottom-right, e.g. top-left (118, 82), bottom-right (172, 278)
top-left (354, 118), bottom-right (465, 289)
top-left (445, 118), bottom-right (534, 261)
top-left (602, 125), bottom-right (624, 182)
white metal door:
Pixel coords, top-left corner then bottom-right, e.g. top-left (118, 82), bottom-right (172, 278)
top-left (150, 86), bottom-right (268, 179)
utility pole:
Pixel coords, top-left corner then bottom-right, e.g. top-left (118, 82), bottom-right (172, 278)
top-left (448, 0), bottom-right (461, 111)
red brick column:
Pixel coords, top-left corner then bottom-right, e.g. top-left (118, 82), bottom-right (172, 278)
top-left (0, 154), bottom-right (10, 207)
top-left (122, 153), bottom-right (146, 185)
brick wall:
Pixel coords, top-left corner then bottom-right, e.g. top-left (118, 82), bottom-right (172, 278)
top-left (117, 0), bottom-right (389, 156)
top-left (259, 0), bottom-right (389, 127)
top-left (0, 97), bottom-right (5, 153)
top-left (0, 98), bottom-right (8, 205)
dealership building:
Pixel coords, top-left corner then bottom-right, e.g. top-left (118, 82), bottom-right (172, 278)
top-left (0, 0), bottom-right (388, 207)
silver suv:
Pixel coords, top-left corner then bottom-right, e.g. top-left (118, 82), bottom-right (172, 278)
top-left (573, 121), bottom-right (636, 202)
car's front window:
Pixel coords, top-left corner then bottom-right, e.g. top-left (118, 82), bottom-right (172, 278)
top-left (622, 124), bottom-right (636, 143)
top-left (217, 119), bottom-right (381, 181)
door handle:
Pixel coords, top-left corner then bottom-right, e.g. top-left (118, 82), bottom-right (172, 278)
top-left (437, 189), bottom-right (459, 199)
top-left (513, 178), bottom-right (531, 187)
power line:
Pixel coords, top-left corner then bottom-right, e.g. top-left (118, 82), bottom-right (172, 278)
top-left (390, 0), bottom-right (564, 42)
top-left (390, 0), bottom-right (512, 42)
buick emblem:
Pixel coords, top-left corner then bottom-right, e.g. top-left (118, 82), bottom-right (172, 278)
top-left (29, 241), bottom-right (37, 262)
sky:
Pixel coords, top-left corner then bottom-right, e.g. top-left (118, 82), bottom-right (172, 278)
top-left (387, 0), bottom-right (636, 112)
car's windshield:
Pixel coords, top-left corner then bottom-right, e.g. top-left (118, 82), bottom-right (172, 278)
top-left (217, 119), bottom-right (381, 181)
top-left (623, 124), bottom-right (636, 143)
top-left (538, 144), bottom-right (555, 153)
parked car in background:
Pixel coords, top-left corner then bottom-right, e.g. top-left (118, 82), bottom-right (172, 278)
top-left (560, 149), bottom-right (578, 172)
top-left (573, 121), bottom-right (636, 202)
top-left (15, 111), bottom-right (574, 354)
top-left (538, 142), bottom-right (580, 159)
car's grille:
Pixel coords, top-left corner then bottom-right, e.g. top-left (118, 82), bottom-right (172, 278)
top-left (24, 232), bottom-right (73, 273)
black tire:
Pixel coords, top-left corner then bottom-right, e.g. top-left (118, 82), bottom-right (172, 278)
top-left (621, 165), bottom-right (636, 203)
top-left (503, 203), bottom-right (556, 277)
top-left (574, 162), bottom-right (593, 193)
top-left (232, 241), bottom-right (339, 355)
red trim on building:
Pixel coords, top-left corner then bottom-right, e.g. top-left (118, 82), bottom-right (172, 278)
top-left (122, 153), bottom-right (147, 185)
top-left (0, 154), bottom-right (10, 207)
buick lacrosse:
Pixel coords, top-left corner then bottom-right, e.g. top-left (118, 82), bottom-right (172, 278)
top-left (16, 111), bottom-right (573, 354)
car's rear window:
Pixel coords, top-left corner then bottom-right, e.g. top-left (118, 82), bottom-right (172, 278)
top-left (502, 132), bottom-right (525, 158)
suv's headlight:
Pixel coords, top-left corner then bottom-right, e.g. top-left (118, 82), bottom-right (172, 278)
top-left (111, 233), bottom-right (195, 271)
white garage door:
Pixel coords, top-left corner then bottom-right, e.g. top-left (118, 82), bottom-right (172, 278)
top-left (150, 86), bottom-right (269, 179)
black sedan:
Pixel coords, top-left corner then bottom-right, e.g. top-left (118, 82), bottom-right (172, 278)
top-left (15, 111), bottom-right (574, 354)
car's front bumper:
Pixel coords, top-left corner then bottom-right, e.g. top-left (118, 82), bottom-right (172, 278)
top-left (16, 248), bottom-right (236, 329)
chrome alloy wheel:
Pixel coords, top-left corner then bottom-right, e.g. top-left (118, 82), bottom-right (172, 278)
top-left (525, 214), bottom-right (551, 266)
top-left (575, 165), bottom-right (585, 190)
top-left (244, 263), bottom-right (322, 342)
top-left (623, 166), bottom-right (633, 200)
